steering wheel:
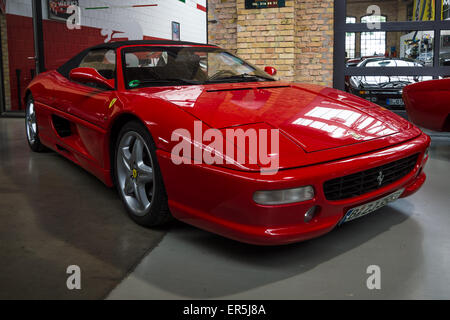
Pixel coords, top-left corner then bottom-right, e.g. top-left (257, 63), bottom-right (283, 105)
top-left (208, 70), bottom-right (236, 81)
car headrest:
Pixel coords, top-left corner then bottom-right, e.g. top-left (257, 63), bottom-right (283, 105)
top-left (126, 54), bottom-right (140, 67)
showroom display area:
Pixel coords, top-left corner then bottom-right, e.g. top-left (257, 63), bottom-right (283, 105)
top-left (1, 118), bottom-right (449, 299)
top-left (0, 0), bottom-right (449, 304)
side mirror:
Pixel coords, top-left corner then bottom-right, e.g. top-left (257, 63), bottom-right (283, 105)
top-left (264, 66), bottom-right (277, 76)
top-left (69, 67), bottom-right (114, 90)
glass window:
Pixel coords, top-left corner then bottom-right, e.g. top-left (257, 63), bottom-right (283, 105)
top-left (444, 0), bottom-right (450, 19)
top-left (346, 30), bottom-right (434, 66)
top-left (79, 49), bottom-right (116, 79)
top-left (440, 30), bottom-right (450, 65)
top-left (125, 51), bottom-right (168, 68)
top-left (360, 16), bottom-right (387, 57)
top-left (341, 1), bottom-right (450, 95)
top-left (360, 30), bottom-right (386, 57)
top-left (347, 0), bottom-right (434, 23)
top-left (346, 17), bottom-right (356, 58)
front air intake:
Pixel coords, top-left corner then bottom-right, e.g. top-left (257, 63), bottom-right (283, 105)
top-left (323, 154), bottom-right (419, 201)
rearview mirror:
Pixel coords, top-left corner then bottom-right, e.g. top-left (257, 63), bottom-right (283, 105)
top-left (264, 66), bottom-right (277, 76)
top-left (69, 67), bottom-right (114, 90)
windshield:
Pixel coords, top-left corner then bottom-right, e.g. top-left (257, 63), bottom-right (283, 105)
top-left (122, 46), bottom-right (274, 88)
top-left (362, 59), bottom-right (422, 67)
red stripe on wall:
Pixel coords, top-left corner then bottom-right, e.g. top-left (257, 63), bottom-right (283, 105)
top-left (197, 4), bottom-right (206, 12)
top-left (132, 4), bottom-right (158, 8)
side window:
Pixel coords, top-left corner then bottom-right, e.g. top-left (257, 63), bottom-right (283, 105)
top-left (123, 49), bottom-right (208, 87)
top-left (78, 49), bottom-right (116, 80)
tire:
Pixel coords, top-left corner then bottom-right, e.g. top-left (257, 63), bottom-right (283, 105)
top-left (25, 94), bottom-right (46, 152)
top-left (113, 120), bottom-right (172, 227)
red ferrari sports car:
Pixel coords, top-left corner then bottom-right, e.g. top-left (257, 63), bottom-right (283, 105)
top-left (403, 78), bottom-right (450, 132)
top-left (25, 40), bottom-right (430, 245)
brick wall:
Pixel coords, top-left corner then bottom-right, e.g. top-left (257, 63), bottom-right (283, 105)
top-left (208, 0), bottom-right (238, 53)
top-left (295, 0), bottom-right (334, 86)
top-left (236, 0), bottom-right (296, 81)
top-left (208, 0), bottom-right (334, 86)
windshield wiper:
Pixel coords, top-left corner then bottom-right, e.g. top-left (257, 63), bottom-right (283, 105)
top-left (206, 73), bottom-right (274, 83)
top-left (163, 78), bottom-right (201, 84)
top-left (130, 78), bottom-right (201, 87)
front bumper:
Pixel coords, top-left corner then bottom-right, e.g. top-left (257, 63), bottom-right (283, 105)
top-left (157, 133), bottom-right (430, 245)
top-left (351, 88), bottom-right (405, 110)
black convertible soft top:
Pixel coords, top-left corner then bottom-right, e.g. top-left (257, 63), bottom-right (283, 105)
top-left (89, 40), bottom-right (214, 50)
top-left (57, 40), bottom-right (215, 78)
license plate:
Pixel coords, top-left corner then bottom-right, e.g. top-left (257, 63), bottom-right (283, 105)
top-left (387, 98), bottom-right (404, 106)
top-left (339, 189), bottom-right (404, 224)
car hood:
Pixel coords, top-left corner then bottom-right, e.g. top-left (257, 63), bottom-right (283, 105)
top-left (150, 82), bottom-right (412, 153)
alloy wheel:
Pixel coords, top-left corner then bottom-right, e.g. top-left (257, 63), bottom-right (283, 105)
top-left (26, 100), bottom-right (37, 145)
top-left (116, 131), bottom-right (155, 216)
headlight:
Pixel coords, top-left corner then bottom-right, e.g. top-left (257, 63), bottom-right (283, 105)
top-left (350, 77), bottom-right (360, 88)
top-left (253, 186), bottom-right (314, 205)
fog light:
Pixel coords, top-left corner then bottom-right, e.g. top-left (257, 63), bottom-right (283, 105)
top-left (304, 206), bottom-right (317, 223)
top-left (253, 186), bottom-right (314, 205)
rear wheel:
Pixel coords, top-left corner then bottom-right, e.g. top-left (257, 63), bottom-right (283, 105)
top-left (25, 95), bottom-right (46, 152)
top-left (114, 121), bottom-right (172, 227)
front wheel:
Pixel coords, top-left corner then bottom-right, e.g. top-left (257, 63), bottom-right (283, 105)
top-left (114, 121), bottom-right (172, 227)
top-left (25, 95), bottom-right (46, 152)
